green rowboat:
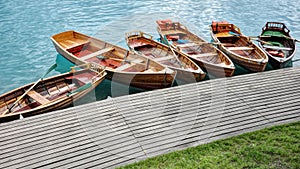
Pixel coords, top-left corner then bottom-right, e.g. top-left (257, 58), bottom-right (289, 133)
top-left (258, 22), bottom-right (296, 69)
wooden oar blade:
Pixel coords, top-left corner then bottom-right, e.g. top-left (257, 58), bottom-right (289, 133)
top-left (228, 31), bottom-right (241, 36)
top-left (42, 63), bottom-right (57, 79)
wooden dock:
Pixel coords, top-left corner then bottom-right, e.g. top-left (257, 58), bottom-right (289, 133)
top-left (1, 67), bottom-right (300, 168)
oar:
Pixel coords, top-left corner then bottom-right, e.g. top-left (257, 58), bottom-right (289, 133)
top-left (228, 31), bottom-right (241, 37)
top-left (229, 31), bottom-right (264, 39)
top-left (163, 35), bottom-right (184, 68)
top-left (292, 58), bottom-right (300, 62)
top-left (192, 41), bottom-right (222, 45)
top-left (228, 31), bottom-right (273, 45)
top-left (256, 34), bottom-right (300, 44)
top-left (281, 35), bottom-right (300, 43)
top-left (249, 35), bottom-right (271, 39)
top-left (256, 39), bottom-right (273, 45)
top-left (3, 63), bottom-right (57, 115)
top-left (229, 31), bottom-right (260, 39)
top-left (251, 34), bottom-right (300, 43)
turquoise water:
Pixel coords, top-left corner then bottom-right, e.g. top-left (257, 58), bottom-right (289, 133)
top-left (1, 0), bottom-right (300, 99)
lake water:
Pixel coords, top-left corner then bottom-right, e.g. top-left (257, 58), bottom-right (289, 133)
top-left (1, 0), bottom-right (300, 102)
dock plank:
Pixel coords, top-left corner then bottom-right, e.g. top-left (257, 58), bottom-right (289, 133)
top-left (0, 67), bottom-right (300, 168)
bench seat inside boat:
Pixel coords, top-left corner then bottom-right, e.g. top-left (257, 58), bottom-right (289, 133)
top-left (216, 32), bottom-right (235, 38)
top-left (176, 43), bottom-right (199, 48)
top-left (190, 53), bottom-right (218, 58)
top-left (63, 39), bottom-right (89, 49)
top-left (115, 64), bottom-right (132, 71)
top-left (27, 90), bottom-right (51, 105)
top-left (115, 59), bottom-right (145, 71)
top-left (80, 47), bottom-right (115, 61)
top-left (263, 45), bottom-right (292, 51)
top-left (153, 56), bottom-right (175, 62)
top-left (227, 47), bottom-right (254, 51)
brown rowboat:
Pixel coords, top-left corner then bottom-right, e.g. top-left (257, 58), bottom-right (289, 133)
top-left (0, 64), bottom-right (106, 123)
top-left (51, 30), bottom-right (176, 90)
top-left (125, 30), bottom-right (206, 83)
top-left (156, 19), bottom-right (235, 77)
top-left (210, 21), bottom-right (268, 72)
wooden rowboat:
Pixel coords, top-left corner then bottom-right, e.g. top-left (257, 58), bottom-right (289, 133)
top-left (210, 21), bottom-right (268, 72)
top-left (156, 20), bottom-right (235, 77)
top-left (0, 64), bottom-right (106, 123)
top-left (125, 30), bottom-right (206, 83)
top-left (51, 30), bottom-right (176, 90)
top-left (258, 22), bottom-right (296, 69)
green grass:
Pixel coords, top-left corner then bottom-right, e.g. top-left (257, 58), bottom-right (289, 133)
top-left (118, 121), bottom-right (300, 169)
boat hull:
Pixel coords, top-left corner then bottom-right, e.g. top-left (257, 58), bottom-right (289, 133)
top-left (51, 31), bottom-right (176, 90)
top-left (0, 68), bottom-right (106, 123)
top-left (125, 31), bottom-right (206, 83)
top-left (258, 22), bottom-right (296, 69)
top-left (218, 44), bottom-right (267, 72)
top-left (190, 58), bottom-right (235, 77)
top-left (105, 70), bottom-right (175, 89)
top-left (209, 23), bottom-right (268, 72)
top-left (258, 43), bottom-right (295, 69)
top-left (0, 87), bottom-right (94, 123)
top-left (156, 20), bottom-right (235, 77)
top-left (57, 52), bottom-right (175, 90)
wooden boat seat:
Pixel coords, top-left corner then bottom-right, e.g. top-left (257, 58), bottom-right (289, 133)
top-left (191, 53), bottom-right (218, 58)
top-left (131, 59), bottom-right (144, 64)
top-left (115, 64), bottom-right (132, 71)
top-left (216, 32), bottom-right (234, 38)
top-left (222, 43), bottom-right (235, 47)
top-left (153, 56), bottom-right (175, 62)
top-left (177, 43), bottom-right (199, 48)
top-left (263, 45), bottom-right (292, 51)
top-left (163, 30), bottom-right (185, 35)
top-left (143, 69), bottom-right (155, 73)
top-left (115, 59), bottom-right (144, 71)
top-left (27, 90), bottom-right (50, 105)
top-left (227, 47), bottom-right (254, 51)
top-left (59, 40), bottom-right (77, 49)
top-left (80, 47), bottom-right (115, 60)
top-left (64, 41), bottom-right (89, 50)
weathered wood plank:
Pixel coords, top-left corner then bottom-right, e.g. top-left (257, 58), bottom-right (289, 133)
top-left (0, 67), bottom-right (300, 168)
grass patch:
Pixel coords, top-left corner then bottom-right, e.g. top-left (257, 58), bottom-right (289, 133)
top-left (118, 121), bottom-right (300, 169)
